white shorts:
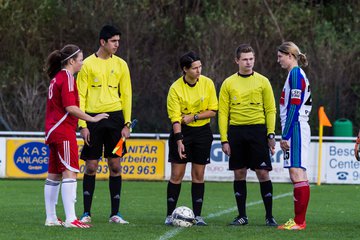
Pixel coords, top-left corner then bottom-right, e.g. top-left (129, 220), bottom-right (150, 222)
top-left (283, 121), bottom-right (310, 169)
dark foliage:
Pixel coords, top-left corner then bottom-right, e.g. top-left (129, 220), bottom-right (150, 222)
top-left (0, 0), bottom-right (359, 135)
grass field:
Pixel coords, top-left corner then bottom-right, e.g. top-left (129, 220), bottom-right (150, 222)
top-left (0, 179), bottom-right (359, 240)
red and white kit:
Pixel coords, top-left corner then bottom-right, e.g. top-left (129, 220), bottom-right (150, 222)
top-left (45, 69), bottom-right (80, 174)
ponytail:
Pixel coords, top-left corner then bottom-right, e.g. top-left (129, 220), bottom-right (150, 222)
top-left (44, 44), bottom-right (81, 79)
top-left (278, 41), bottom-right (308, 67)
top-left (298, 53), bottom-right (308, 67)
top-left (45, 50), bottom-right (62, 79)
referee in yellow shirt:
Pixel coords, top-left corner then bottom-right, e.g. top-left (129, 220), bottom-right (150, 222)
top-left (218, 44), bottom-right (277, 227)
top-left (165, 51), bottom-right (218, 226)
top-left (76, 25), bottom-right (132, 224)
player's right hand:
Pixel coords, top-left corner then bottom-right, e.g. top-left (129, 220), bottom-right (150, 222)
top-left (93, 113), bottom-right (109, 122)
top-left (181, 114), bottom-right (193, 125)
top-left (222, 142), bottom-right (231, 156)
top-left (80, 127), bottom-right (91, 146)
top-left (177, 141), bottom-right (186, 159)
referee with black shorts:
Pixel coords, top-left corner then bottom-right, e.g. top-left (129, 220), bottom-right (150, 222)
top-left (165, 51), bottom-right (218, 226)
top-left (76, 25), bottom-right (132, 224)
top-left (218, 44), bottom-right (278, 227)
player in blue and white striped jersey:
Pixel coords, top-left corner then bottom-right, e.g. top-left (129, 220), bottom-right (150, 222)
top-left (277, 41), bottom-right (312, 231)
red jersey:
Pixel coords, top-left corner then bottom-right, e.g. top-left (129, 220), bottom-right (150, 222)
top-left (45, 69), bottom-right (79, 143)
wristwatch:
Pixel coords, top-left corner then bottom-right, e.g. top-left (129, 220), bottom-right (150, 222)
top-left (267, 133), bottom-right (275, 139)
top-left (194, 114), bottom-right (199, 122)
top-left (124, 122), bottom-right (131, 128)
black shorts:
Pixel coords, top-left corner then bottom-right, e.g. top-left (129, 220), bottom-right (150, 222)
top-left (168, 124), bottom-right (213, 165)
top-left (80, 111), bottom-right (126, 160)
top-left (228, 124), bottom-right (272, 171)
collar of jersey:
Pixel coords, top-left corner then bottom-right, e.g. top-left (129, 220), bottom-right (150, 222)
top-left (183, 76), bottom-right (198, 87)
top-left (94, 52), bottom-right (113, 58)
top-left (237, 72), bottom-right (254, 78)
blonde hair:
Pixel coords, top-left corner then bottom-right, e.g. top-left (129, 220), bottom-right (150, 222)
top-left (278, 41), bottom-right (308, 67)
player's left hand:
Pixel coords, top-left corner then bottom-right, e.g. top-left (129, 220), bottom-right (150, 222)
top-left (121, 125), bottom-right (130, 139)
top-left (280, 139), bottom-right (290, 151)
top-left (268, 138), bottom-right (275, 147)
top-left (268, 138), bottom-right (276, 155)
top-left (269, 146), bottom-right (275, 155)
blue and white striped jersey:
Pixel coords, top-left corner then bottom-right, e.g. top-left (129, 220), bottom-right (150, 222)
top-left (280, 66), bottom-right (312, 140)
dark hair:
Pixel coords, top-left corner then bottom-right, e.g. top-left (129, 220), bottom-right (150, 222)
top-left (235, 44), bottom-right (255, 59)
top-left (45, 44), bottom-right (81, 79)
top-left (179, 51), bottom-right (201, 72)
top-left (99, 25), bottom-right (121, 42)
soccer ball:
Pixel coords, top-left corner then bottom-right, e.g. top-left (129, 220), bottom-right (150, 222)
top-left (171, 206), bottom-right (195, 227)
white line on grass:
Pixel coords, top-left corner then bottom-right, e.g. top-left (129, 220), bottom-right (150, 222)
top-left (158, 191), bottom-right (293, 240)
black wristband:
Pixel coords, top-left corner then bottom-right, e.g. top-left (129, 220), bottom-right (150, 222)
top-left (174, 132), bottom-right (183, 142)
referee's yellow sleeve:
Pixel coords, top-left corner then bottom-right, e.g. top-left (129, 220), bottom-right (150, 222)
top-left (167, 86), bottom-right (182, 124)
top-left (120, 62), bottom-right (132, 124)
top-left (263, 79), bottom-right (276, 134)
top-left (218, 81), bottom-right (230, 142)
top-left (76, 64), bottom-right (89, 128)
top-left (207, 80), bottom-right (219, 111)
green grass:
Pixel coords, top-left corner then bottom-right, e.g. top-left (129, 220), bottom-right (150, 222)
top-left (0, 179), bottom-right (359, 240)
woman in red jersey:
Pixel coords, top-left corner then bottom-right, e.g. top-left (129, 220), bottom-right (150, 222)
top-left (44, 44), bottom-right (108, 228)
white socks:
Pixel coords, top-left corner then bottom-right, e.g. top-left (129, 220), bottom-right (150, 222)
top-left (61, 178), bottom-right (78, 223)
top-left (44, 178), bottom-right (61, 222)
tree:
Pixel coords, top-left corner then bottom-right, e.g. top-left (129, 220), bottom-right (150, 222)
top-left (0, 0), bottom-right (359, 135)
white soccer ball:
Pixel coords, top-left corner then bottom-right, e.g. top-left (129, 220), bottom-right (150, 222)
top-left (171, 206), bottom-right (195, 227)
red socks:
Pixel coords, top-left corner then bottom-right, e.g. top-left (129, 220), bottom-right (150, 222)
top-left (293, 181), bottom-right (310, 224)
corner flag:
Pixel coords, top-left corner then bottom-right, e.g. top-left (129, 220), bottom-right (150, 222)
top-left (318, 106), bottom-right (332, 127)
top-left (317, 106), bottom-right (332, 185)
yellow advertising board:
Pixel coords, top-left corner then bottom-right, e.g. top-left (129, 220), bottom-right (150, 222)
top-left (119, 139), bottom-right (165, 180)
top-left (6, 139), bottom-right (49, 178)
top-left (6, 138), bottom-right (165, 180)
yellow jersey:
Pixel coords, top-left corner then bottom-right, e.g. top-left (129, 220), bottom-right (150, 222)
top-left (77, 54), bottom-right (132, 128)
top-left (167, 75), bottom-right (218, 127)
top-left (218, 72), bottom-right (276, 142)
